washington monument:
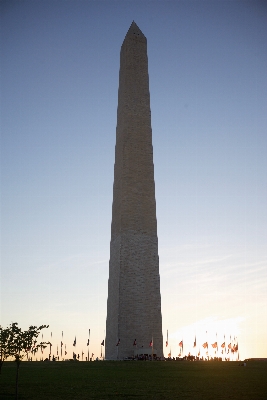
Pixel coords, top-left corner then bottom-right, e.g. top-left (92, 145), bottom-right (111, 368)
top-left (105, 21), bottom-right (163, 360)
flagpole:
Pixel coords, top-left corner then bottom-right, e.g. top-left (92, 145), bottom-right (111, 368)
top-left (152, 336), bottom-right (153, 361)
top-left (88, 329), bottom-right (90, 361)
top-left (103, 330), bottom-right (105, 360)
top-left (166, 329), bottom-right (169, 354)
top-left (230, 335), bottom-right (232, 362)
top-left (224, 334), bottom-right (225, 361)
top-left (61, 332), bottom-right (62, 360)
top-left (193, 335), bottom-right (196, 358)
top-left (216, 332), bottom-right (217, 358)
top-left (206, 331), bottom-right (208, 360)
top-left (50, 332), bottom-right (52, 360)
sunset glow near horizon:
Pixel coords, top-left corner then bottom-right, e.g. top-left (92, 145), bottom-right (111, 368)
top-left (1, 1), bottom-right (266, 361)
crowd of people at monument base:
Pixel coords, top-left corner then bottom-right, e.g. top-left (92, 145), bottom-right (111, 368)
top-left (25, 355), bottom-right (243, 363)
top-left (123, 355), bottom-right (237, 362)
top-left (165, 355), bottom-right (231, 362)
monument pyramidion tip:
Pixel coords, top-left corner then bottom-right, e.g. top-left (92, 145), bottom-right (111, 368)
top-left (125, 21), bottom-right (146, 39)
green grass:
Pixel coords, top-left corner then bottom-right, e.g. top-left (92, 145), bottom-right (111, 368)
top-left (1, 360), bottom-right (267, 399)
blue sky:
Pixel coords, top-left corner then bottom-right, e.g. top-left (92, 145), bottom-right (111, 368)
top-left (1, 0), bottom-right (266, 360)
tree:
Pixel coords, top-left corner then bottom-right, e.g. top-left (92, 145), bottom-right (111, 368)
top-left (1, 323), bottom-right (49, 400)
top-left (0, 324), bottom-right (15, 374)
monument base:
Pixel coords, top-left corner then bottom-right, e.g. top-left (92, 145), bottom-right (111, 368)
top-left (134, 348), bottom-right (157, 357)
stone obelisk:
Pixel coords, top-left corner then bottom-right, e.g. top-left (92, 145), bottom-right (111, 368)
top-left (105, 21), bottom-right (163, 360)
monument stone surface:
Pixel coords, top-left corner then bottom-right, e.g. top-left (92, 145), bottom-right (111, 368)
top-left (105, 21), bottom-right (163, 360)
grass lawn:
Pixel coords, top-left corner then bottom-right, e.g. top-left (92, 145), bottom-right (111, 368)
top-left (1, 360), bottom-right (266, 399)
